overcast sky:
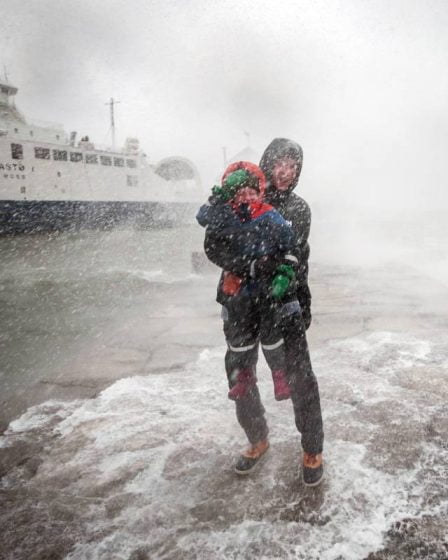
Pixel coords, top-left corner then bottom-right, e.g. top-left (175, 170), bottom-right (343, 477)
top-left (1, 0), bottom-right (448, 215)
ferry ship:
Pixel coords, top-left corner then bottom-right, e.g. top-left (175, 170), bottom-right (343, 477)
top-left (0, 78), bottom-right (203, 233)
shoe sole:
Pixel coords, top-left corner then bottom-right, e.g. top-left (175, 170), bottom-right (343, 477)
top-left (303, 471), bottom-right (324, 487)
top-left (234, 447), bottom-right (269, 476)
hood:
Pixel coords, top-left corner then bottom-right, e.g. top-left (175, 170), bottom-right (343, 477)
top-left (259, 138), bottom-right (303, 201)
top-left (221, 161), bottom-right (266, 200)
top-left (221, 161), bottom-right (271, 222)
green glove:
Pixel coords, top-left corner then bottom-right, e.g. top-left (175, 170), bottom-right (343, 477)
top-left (271, 264), bottom-right (295, 300)
top-left (212, 169), bottom-right (252, 202)
top-left (211, 184), bottom-right (229, 201)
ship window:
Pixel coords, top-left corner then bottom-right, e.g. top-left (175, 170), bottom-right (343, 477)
top-left (30, 130), bottom-right (34, 137)
top-left (86, 154), bottom-right (98, 164)
top-left (14, 128), bottom-right (18, 133)
top-left (126, 158), bottom-right (137, 168)
top-left (34, 147), bottom-right (50, 159)
top-left (114, 157), bottom-right (124, 167)
top-left (20, 186), bottom-right (26, 194)
top-left (100, 155), bottom-right (112, 166)
top-left (11, 143), bottom-right (23, 159)
top-left (53, 149), bottom-right (67, 161)
top-left (1, 87), bottom-right (8, 94)
top-left (127, 175), bottom-right (138, 187)
top-left (70, 152), bottom-right (83, 162)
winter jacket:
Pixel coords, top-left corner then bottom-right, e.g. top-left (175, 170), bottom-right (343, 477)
top-left (197, 159), bottom-right (301, 310)
top-left (259, 138), bottom-right (312, 324)
top-left (198, 198), bottom-right (298, 306)
top-left (198, 199), bottom-right (295, 264)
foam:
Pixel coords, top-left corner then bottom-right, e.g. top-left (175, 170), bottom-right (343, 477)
top-left (2, 334), bottom-right (447, 559)
top-left (114, 267), bottom-right (210, 285)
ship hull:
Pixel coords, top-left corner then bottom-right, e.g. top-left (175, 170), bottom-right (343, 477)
top-left (0, 200), bottom-right (198, 233)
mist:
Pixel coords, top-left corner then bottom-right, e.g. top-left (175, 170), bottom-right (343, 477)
top-left (1, 0), bottom-right (448, 266)
top-left (2, 3), bottom-right (448, 557)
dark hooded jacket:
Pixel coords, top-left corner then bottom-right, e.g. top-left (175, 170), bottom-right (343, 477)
top-left (259, 138), bottom-right (312, 323)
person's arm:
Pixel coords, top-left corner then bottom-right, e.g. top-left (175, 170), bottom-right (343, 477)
top-left (286, 196), bottom-right (311, 285)
top-left (204, 228), bottom-right (252, 277)
top-left (248, 211), bottom-right (300, 300)
top-left (201, 201), bottom-right (253, 276)
top-left (289, 197), bottom-right (312, 327)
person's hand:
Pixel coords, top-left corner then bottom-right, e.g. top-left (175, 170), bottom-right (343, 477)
top-left (271, 264), bottom-right (295, 300)
top-left (212, 169), bottom-right (253, 202)
top-left (210, 185), bottom-right (230, 202)
top-left (208, 185), bottom-right (227, 204)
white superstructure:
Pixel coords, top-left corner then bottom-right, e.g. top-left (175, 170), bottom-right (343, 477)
top-left (0, 78), bottom-right (202, 231)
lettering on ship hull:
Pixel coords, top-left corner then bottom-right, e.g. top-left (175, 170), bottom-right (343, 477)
top-left (3, 174), bottom-right (26, 180)
top-left (0, 162), bottom-right (26, 171)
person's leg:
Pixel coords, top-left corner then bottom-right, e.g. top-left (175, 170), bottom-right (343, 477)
top-left (278, 301), bottom-right (324, 485)
top-left (260, 304), bottom-right (291, 401)
top-left (279, 302), bottom-right (323, 452)
top-left (222, 301), bottom-right (269, 445)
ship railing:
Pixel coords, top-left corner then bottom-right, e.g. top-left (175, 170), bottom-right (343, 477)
top-left (89, 143), bottom-right (115, 153)
top-left (80, 142), bottom-right (142, 156)
top-left (28, 118), bottom-right (65, 131)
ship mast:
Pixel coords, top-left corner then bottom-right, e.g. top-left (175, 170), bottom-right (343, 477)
top-left (105, 97), bottom-right (120, 150)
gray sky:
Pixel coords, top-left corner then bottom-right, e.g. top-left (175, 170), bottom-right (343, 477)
top-left (1, 0), bottom-right (448, 214)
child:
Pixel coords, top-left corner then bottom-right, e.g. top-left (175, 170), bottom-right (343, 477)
top-left (197, 161), bottom-right (299, 403)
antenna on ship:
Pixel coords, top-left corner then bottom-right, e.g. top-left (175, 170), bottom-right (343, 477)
top-left (105, 97), bottom-right (120, 150)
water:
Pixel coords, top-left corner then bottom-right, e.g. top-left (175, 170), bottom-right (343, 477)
top-left (1, 224), bottom-right (448, 559)
top-left (2, 332), bottom-right (447, 559)
top-left (0, 226), bottom-right (211, 430)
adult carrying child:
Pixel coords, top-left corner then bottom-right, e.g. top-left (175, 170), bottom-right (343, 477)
top-left (197, 160), bottom-right (323, 486)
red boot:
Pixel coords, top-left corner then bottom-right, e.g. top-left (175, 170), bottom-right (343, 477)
top-left (272, 369), bottom-right (290, 401)
top-left (228, 367), bottom-right (257, 400)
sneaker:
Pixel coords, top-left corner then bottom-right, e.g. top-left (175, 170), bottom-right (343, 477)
top-left (271, 369), bottom-right (290, 401)
top-left (303, 452), bottom-right (324, 487)
top-left (234, 439), bottom-right (270, 475)
top-left (228, 367), bottom-right (257, 400)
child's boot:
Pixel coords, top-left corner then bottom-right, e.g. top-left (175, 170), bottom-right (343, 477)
top-left (228, 367), bottom-right (256, 400)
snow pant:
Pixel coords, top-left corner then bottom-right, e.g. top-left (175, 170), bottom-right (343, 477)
top-left (222, 296), bottom-right (324, 455)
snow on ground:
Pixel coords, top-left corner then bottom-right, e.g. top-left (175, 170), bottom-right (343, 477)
top-left (1, 330), bottom-right (447, 560)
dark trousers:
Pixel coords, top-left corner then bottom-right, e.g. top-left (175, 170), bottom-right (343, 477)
top-left (222, 296), bottom-right (324, 454)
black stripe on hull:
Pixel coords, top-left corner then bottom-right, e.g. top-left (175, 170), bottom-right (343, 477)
top-left (0, 200), bottom-right (197, 233)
